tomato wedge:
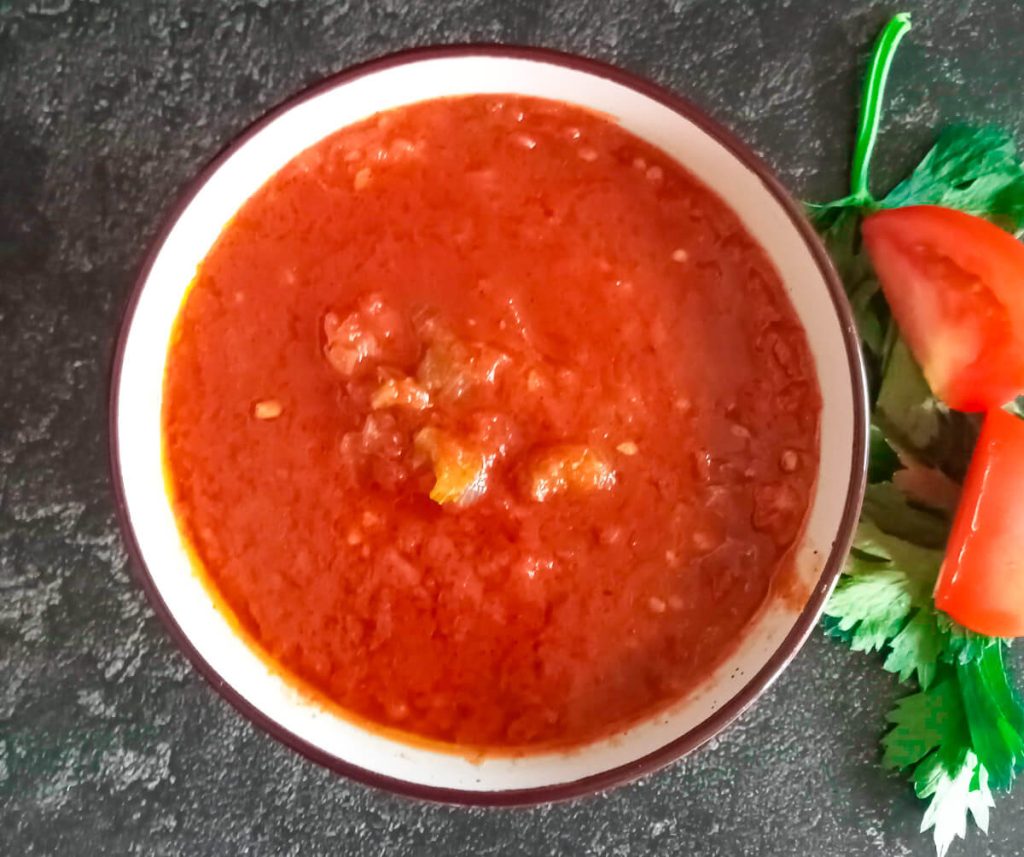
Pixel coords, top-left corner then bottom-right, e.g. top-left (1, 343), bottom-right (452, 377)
top-left (935, 407), bottom-right (1024, 637)
top-left (862, 205), bottom-right (1024, 412)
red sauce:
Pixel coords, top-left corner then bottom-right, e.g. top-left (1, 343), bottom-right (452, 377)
top-left (163, 95), bottom-right (821, 750)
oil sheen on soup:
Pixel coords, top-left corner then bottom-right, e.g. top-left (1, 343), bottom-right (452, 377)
top-left (163, 95), bottom-right (821, 750)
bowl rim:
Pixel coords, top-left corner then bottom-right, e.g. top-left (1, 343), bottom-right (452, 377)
top-left (108, 43), bottom-right (868, 807)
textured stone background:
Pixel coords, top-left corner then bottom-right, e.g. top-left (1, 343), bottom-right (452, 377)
top-left (3, 0), bottom-right (1024, 854)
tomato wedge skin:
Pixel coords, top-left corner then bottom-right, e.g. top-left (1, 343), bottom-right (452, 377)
top-left (935, 408), bottom-right (1024, 637)
top-left (862, 205), bottom-right (1024, 412)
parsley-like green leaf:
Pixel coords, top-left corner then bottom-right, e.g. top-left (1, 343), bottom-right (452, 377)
top-left (851, 519), bottom-right (945, 581)
top-left (875, 338), bottom-right (940, 448)
top-left (957, 645), bottom-right (1024, 789)
top-left (936, 613), bottom-right (1004, 666)
top-left (868, 425), bottom-right (902, 484)
top-left (826, 512), bottom-right (998, 697)
top-left (883, 677), bottom-right (968, 770)
top-left (814, 208), bottom-right (891, 363)
top-left (826, 568), bottom-right (918, 653)
top-left (973, 645), bottom-right (1024, 739)
top-left (824, 521), bottom-right (940, 653)
top-left (880, 126), bottom-right (1024, 229)
top-left (875, 339), bottom-right (980, 481)
top-left (862, 482), bottom-right (948, 550)
top-left (886, 610), bottom-right (945, 689)
top-left (883, 681), bottom-right (995, 856)
top-left (915, 750), bottom-right (994, 857)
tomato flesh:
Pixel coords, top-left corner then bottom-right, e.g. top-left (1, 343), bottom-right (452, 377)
top-left (862, 205), bottom-right (1024, 412)
top-left (935, 407), bottom-right (1024, 637)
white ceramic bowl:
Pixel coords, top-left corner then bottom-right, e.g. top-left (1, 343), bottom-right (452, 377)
top-left (110, 47), bottom-right (867, 804)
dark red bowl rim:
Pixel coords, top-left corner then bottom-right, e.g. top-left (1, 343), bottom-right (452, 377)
top-left (108, 44), bottom-right (868, 807)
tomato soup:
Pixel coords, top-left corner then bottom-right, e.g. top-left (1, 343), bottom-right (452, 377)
top-left (163, 95), bottom-right (821, 749)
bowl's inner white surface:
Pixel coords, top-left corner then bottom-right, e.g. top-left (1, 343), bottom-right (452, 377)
top-left (116, 55), bottom-right (857, 791)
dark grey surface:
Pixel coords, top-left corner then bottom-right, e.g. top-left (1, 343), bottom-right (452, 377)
top-left (3, 0), bottom-right (1024, 854)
